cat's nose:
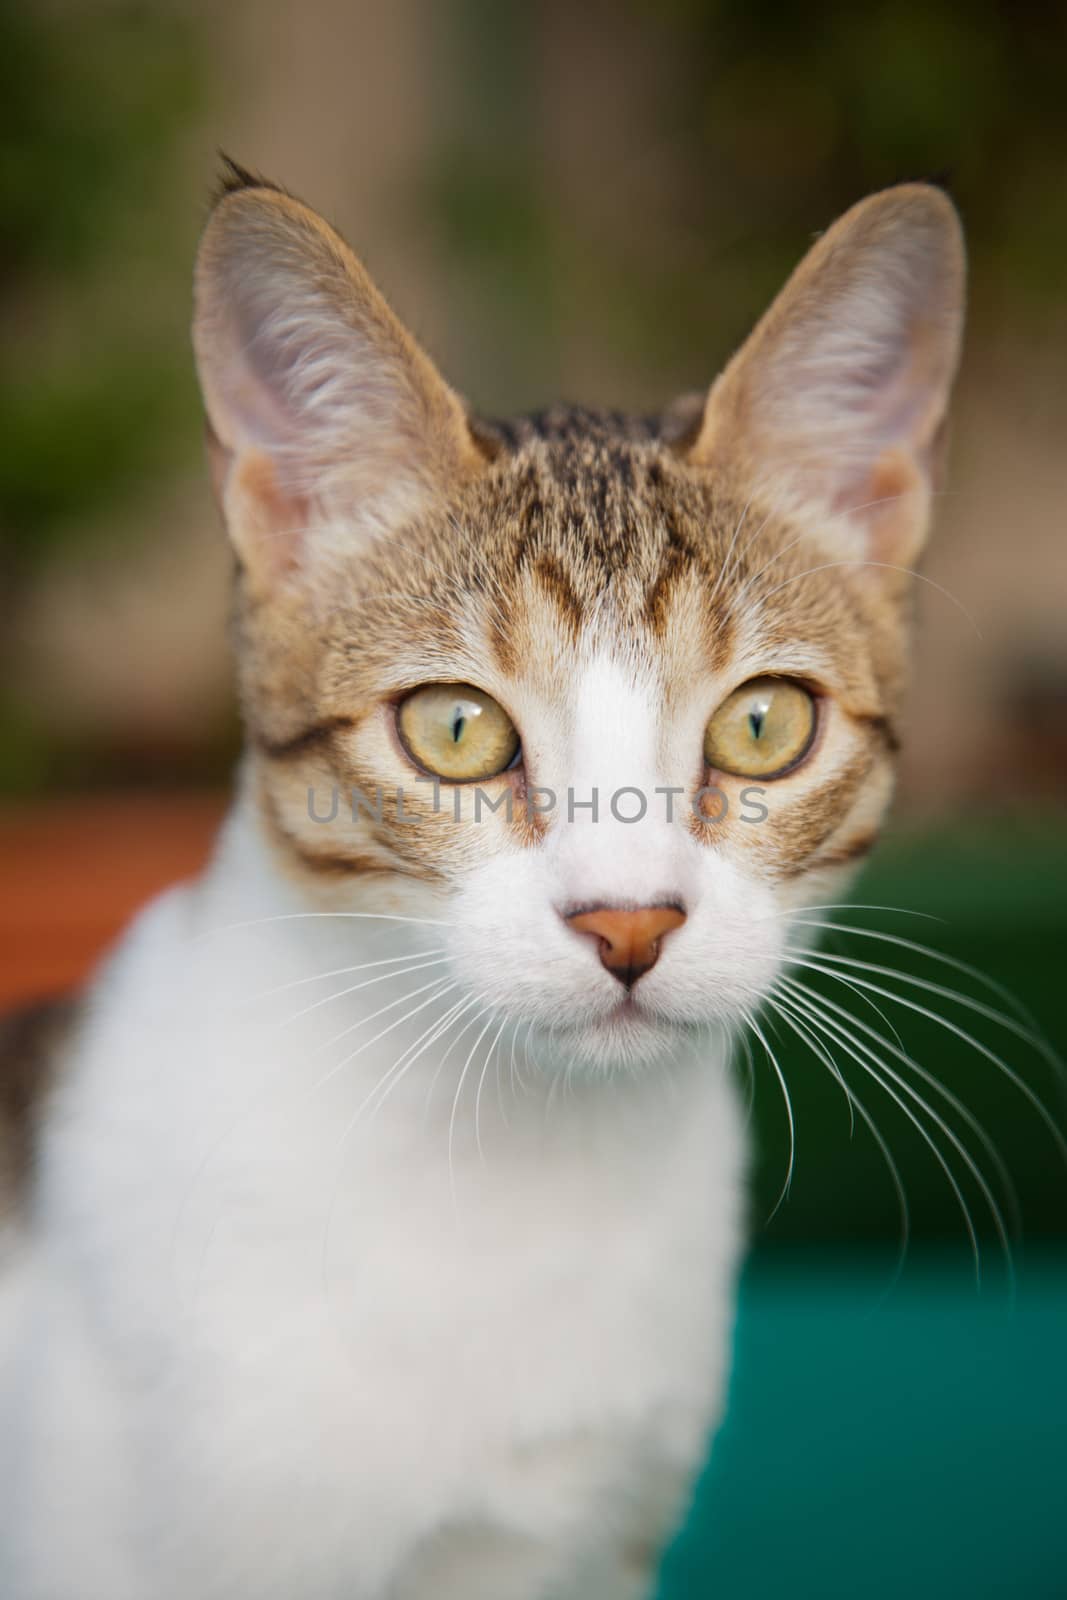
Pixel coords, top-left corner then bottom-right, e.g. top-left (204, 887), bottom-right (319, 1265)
top-left (564, 903), bottom-right (686, 989)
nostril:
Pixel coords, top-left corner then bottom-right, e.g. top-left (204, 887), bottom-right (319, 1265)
top-left (564, 902), bottom-right (686, 988)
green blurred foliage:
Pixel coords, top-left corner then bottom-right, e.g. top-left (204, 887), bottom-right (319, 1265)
top-left (422, 0), bottom-right (1067, 410)
top-left (0, 0), bottom-right (203, 569)
top-left (0, 353), bottom-right (195, 560)
top-left (651, 0), bottom-right (1067, 301)
top-left (6, 0), bottom-right (1067, 560)
top-left (7, 0), bottom-right (1067, 561)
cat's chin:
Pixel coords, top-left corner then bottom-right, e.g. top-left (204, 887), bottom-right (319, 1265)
top-left (539, 999), bottom-right (692, 1073)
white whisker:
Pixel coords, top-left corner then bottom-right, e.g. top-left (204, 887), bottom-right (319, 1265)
top-left (780, 976), bottom-right (1012, 1285)
top-left (742, 1006), bottom-right (795, 1217)
top-left (350, 985), bottom-right (465, 1131)
top-left (790, 955), bottom-right (1067, 1162)
top-left (197, 910), bottom-right (455, 941)
top-left (475, 1015), bottom-right (510, 1159)
top-left (705, 494), bottom-right (755, 611)
top-left (779, 971), bottom-right (1019, 1229)
top-left (783, 918), bottom-right (1036, 1026)
top-left (754, 559), bottom-right (982, 637)
top-left (277, 955), bottom-right (449, 1032)
top-left (422, 993), bottom-right (491, 1122)
top-left (311, 976), bottom-right (457, 1092)
top-left (796, 948), bottom-right (1063, 1078)
top-left (449, 1007), bottom-right (499, 1205)
top-left (768, 990), bottom-right (910, 1269)
top-left (246, 947), bottom-right (447, 1005)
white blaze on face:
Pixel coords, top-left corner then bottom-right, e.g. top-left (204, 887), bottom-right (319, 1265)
top-left (446, 648), bottom-right (785, 1067)
top-left (546, 654), bottom-right (695, 915)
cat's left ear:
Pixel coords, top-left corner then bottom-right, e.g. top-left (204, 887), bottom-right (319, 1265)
top-left (193, 173), bottom-right (486, 589)
top-left (688, 184), bottom-right (965, 570)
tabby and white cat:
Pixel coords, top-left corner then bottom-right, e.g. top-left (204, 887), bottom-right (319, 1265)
top-left (0, 173), bottom-right (964, 1598)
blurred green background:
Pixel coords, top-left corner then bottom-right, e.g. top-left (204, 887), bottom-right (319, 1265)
top-left (2, 3), bottom-right (1065, 1594)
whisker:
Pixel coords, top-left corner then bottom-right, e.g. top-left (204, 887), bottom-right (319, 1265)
top-left (719, 490), bottom-right (916, 630)
top-left (311, 976), bottom-right (457, 1091)
top-left (719, 524), bottom-right (811, 627)
top-left (705, 494), bottom-right (755, 611)
top-left (768, 990), bottom-right (910, 1269)
top-left (790, 956), bottom-right (1067, 1163)
top-left (508, 1019), bottom-right (524, 1100)
top-left (780, 986), bottom-right (857, 1139)
top-left (198, 909), bottom-right (455, 941)
top-left (475, 1015), bottom-right (511, 1159)
top-left (320, 981), bottom-right (464, 1325)
top-left (495, 1020), bottom-right (520, 1128)
top-left (363, 991), bottom-right (495, 1142)
top-left (742, 1005), bottom-right (795, 1217)
top-left (780, 971), bottom-right (1020, 1228)
top-left (544, 1052), bottom-right (564, 1123)
top-left (449, 1007), bottom-right (499, 1204)
top-left (420, 992), bottom-right (491, 1120)
top-left (735, 1028), bottom-right (757, 1123)
top-left (350, 985), bottom-right (466, 1130)
top-left (767, 902), bottom-right (944, 923)
top-left (780, 976), bottom-right (1012, 1285)
top-left (246, 947), bottom-right (447, 1005)
top-left (789, 943), bottom-right (908, 1061)
top-left (796, 949), bottom-right (1063, 1079)
top-left (276, 955), bottom-right (450, 1032)
top-left (783, 918), bottom-right (1036, 1026)
top-left (754, 559), bottom-right (982, 637)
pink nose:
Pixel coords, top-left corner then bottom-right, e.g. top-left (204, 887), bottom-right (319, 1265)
top-left (564, 903), bottom-right (686, 988)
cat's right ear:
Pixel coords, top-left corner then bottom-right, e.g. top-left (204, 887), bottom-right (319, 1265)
top-left (687, 184), bottom-right (965, 575)
top-left (193, 175), bottom-right (485, 590)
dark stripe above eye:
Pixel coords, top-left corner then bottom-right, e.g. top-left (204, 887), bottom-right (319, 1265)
top-left (255, 715), bottom-right (357, 761)
top-left (535, 553), bottom-right (585, 636)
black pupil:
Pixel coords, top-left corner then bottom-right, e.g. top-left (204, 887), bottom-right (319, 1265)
top-left (749, 705), bottom-right (767, 740)
top-left (451, 709), bottom-right (466, 744)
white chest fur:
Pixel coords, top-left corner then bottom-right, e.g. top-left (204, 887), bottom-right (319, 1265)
top-left (0, 823), bottom-right (745, 1600)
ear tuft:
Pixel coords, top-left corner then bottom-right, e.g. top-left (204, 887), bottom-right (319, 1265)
top-left (213, 154), bottom-right (285, 206)
top-left (690, 184), bottom-right (966, 571)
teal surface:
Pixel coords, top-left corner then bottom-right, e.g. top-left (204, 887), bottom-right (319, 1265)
top-left (659, 1250), bottom-right (1067, 1599)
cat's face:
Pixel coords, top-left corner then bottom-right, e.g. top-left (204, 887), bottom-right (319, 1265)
top-left (194, 170), bottom-right (964, 1069)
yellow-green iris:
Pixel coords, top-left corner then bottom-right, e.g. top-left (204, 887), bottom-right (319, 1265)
top-left (704, 678), bottom-right (816, 778)
top-left (397, 683), bottom-right (520, 782)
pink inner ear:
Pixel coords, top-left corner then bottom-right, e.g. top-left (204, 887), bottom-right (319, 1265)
top-left (226, 448), bottom-right (310, 583)
top-left (819, 314), bottom-right (953, 566)
top-left (830, 447), bottom-right (928, 570)
top-left (215, 287), bottom-right (340, 464)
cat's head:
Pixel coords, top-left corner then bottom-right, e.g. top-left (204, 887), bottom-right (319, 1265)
top-left (193, 169), bottom-right (964, 1070)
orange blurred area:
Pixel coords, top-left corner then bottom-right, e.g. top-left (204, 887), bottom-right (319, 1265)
top-left (0, 795), bottom-right (225, 1009)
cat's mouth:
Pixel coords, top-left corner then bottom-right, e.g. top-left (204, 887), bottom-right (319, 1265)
top-left (607, 994), bottom-right (650, 1023)
top-left (544, 991), bottom-right (687, 1067)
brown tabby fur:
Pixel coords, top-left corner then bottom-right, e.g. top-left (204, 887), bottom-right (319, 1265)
top-left (242, 401), bottom-right (906, 897)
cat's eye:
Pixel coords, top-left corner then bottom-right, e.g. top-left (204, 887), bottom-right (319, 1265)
top-left (397, 683), bottom-right (520, 782)
top-left (704, 677), bottom-right (816, 779)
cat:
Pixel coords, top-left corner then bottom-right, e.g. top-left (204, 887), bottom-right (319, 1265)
top-left (0, 168), bottom-right (964, 1598)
